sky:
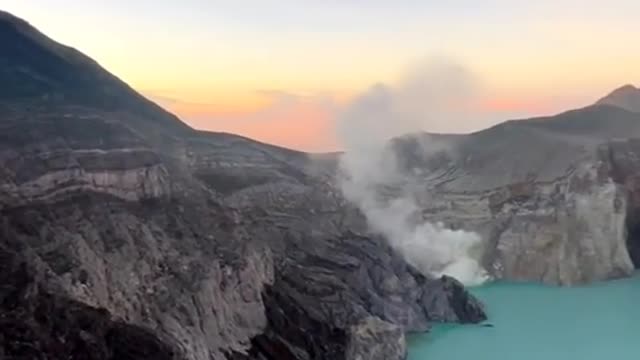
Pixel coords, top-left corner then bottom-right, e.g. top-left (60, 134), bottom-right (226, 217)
top-left (2, 1), bottom-right (640, 151)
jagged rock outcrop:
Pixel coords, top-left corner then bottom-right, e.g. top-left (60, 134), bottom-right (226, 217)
top-left (0, 10), bottom-right (485, 360)
top-left (345, 317), bottom-right (406, 360)
top-left (234, 228), bottom-right (485, 359)
top-left (0, 243), bottom-right (183, 359)
top-left (1, 187), bottom-right (275, 359)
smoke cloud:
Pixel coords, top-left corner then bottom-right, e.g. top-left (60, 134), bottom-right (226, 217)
top-left (336, 57), bottom-right (490, 286)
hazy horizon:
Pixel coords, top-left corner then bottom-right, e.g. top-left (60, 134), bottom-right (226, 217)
top-left (2, 1), bottom-right (639, 151)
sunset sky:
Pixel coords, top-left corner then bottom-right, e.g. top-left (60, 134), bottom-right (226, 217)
top-left (2, 1), bottom-right (639, 151)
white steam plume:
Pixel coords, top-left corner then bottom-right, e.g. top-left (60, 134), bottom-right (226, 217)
top-left (337, 57), bottom-right (490, 286)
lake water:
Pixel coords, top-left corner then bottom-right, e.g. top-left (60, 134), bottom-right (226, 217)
top-left (408, 274), bottom-right (640, 359)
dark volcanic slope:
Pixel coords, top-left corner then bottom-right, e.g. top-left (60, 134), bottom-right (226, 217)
top-left (0, 243), bottom-right (182, 360)
top-left (395, 104), bottom-right (640, 191)
top-left (456, 104), bottom-right (640, 187)
top-left (0, 10), bottom-right (190, 135)
top-left (596, 84), bottom-right (640, 113)
top-left (0, 10), bottom-right (485, 360)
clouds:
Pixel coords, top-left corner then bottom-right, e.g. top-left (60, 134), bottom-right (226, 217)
top-left (140, 53), bottom-right (614, 156)
top-left (142, 56), bottom-right (576, 153)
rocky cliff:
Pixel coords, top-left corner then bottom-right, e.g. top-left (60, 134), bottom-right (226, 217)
top-left (0, 10), bottom-right (485, 360)
top-left (389, 103), bottom-right (640, 285)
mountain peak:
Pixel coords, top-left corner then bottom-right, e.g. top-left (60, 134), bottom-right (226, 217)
top-left (614, 83), bottom-right (637, 89)
top-left (0, 9), bottom-right (22, 22)
top-left (596, 84), bottom-right (640, 113)
top-left (0, 10), bottom-right (190, 133)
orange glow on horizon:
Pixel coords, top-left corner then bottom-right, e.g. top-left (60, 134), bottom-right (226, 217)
top-left (158, 94), bottom-right (341, 153)
top-left (3, 1), bottom-right (638, 152)
top-left (153, 90), bottom-right (598, 152)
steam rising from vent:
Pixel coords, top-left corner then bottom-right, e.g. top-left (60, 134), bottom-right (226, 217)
top-left (336, 58), bottom-right (490, 286)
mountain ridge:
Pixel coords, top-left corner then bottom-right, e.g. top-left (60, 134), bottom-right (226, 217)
top-left (596, 83), bottom-right (640, 113)
top-left (0, 9), bottom-right (191, 136)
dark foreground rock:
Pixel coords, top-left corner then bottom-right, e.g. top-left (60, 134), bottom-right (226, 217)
top-left (226, 226), bottom-right (486, 360)
top-left (344, 317), bottom-right (407, 360)
top-left (0, 243), bottom-right (182, 360)
top-left (421, 276), bottom-right (486, 323)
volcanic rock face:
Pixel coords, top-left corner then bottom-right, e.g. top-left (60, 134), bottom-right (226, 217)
top-left (0, 10), bottom-right (485, 360)
top-left (345, 317), bottom-right (407, 360)
top-left (233, 226), bottom-right (485, 359)
top-left (0, 243), bottom-right (182, 360)
top-left (389, 105), bottom-right (640, 285)
top-left (0, 100), bottom-right (276, 358)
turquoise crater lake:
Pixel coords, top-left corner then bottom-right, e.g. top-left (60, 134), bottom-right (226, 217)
top-left (408, 274), bottom-right (640, 359)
